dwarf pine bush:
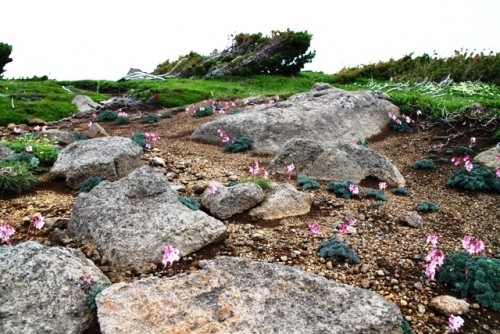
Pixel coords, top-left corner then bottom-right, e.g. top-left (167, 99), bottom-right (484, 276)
top-left (297, 175), bottom-right (320, 190)
top-left (78, 176), bottom-right (103, 194)
top-left (392, 187), bottom-right (411, 196)
top-left (179, 196), bottom-right (200, 210)
top-left (446, 165), bottom-right (500, 192)
top-left (362, 188), bottom-right (387, 201)
top-left (131, 131), bottom-right (148, 151)
top-left (416, 201), bottom-right (439, 213)
top-left (413, 159), bottom-right (436, 169)
top-left (224, 136), bottom-right (253, 153)
top-left (0, 161), bottom-right (38, 197)
top-left (327, 179), bottom-right (358, 199)
top-left (96, 110), bottom-right (118, 122)
top-left (160, 112), bottom-right (172, 119)
top-left (193, 105), bottom-right (213, 117)
top-left (143, 114), bottom-right (161, 123)
top-left (86, 285), bottom-right (109, 311)
top-left (113, 116), bottom-right (131, 125)
top-left (317, 237), bottom-right (361, 264)
top-left (438, 252), bottom-right (500, 310)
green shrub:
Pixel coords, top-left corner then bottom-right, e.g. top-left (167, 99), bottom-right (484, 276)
top-left (193, 105), bottom-right (213, 117)
top-left (224, 136), bottom-right (253, 153)
top-left (326, 179), bottom-right (358, 199)
top-left (374, 200), bottom-right (386, 208)
top-left (160, 112), bottom-right (172, 119)
top-left (356, 139), bottom-right (368, 147)
top-left (245, 176), bottom-right (269, 190)
top-left (362, 188), bottom-right (387, 201)
top-left (458, 146), bottom-right (474, 156)
top-left (95, 110), bottom-right (118, 122)
top-left (317, 237), bottom-right (361, 264)
top-left (413, 159), bottom-right (436, 169)
top-left (416, 201), bottom-right (439, 213)
top-left (2, 133), bottom-right (59, 165)
top-left (297, 175), bottom-right (320, 190)
top-left (71, 132), bottom-right (89, 141)
top-left (131, 131), bottom-right (148, 151)
top-left (179, 196), bottom-right (200, 210)
top-left (0, 42), bottom-right (13, 77)
top-left (78, 176), bottom-right (103, 194)
top-left (0, 161), bottom-right (38, 197)
top-left (438, 252), bottom-right (500, 310)
top-left (86, 285), bottom-right (109, 311)
top-left (143, 114), bottom-right (161, 123)
top-left (392, 187), bottom-right (411, 196)
top-left (113, 116), bottom-right (130, 125)
top-left (401, 320), bottom-right (414, 334)
top-left (446, 165), bottom-right (500, 192)
top-left (390, 117), bottom-right (413, 132)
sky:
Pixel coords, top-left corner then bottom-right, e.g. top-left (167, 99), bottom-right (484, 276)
top-left (1, 0), bottom-right (499, 81)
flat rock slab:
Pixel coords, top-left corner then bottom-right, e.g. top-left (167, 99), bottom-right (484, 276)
top-left (97, 256), bottom-right (403, 334)
top-left (192, 84), bottom-right (399, 154)
top-left (68, 167), bottom-right (227, 272)
top-left (474, 145), bottom-right (500, 169)
top-left (51, 136), bottom-right (143, 189)
top-left (0, 241), bottom-right (110, 334)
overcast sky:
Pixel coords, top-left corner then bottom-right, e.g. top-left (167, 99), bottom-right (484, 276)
top-left (1, 0), bottom-right (499, 80)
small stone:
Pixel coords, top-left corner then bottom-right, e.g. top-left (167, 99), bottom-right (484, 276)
top-left (170, 185), bottom-right (186, 193)
top-left (414, 282), bottom-right (423, 290)
top-left (430, 295), bottom-right (470, 316)
top-left (360, 264), bottom-right (370, 273)
top-left (358, 214), bottom-right (366, 221)
top-left (192, 184), bottom-right (206, 194)
top-left (149, 156), bottom-right (166, 167)
top-left (361, 279), bottom-right (370, 289)
top-left (471, 303), bottom-right (480, 309)
top-left (417, 304), bottom-right (425, 314)
top-left (251, 233), bottom-right (265, 241)
top-left (280, 256), bottom-right (288, 262)
top-left (400, 211), bottom-right (422, 228)
top-left (228, 175), bottom-right (239, 181)
top-left (326, 261), bottom-right (333, 270)
top-left (404, 316), bottom-right (412, 321)
top-left (400, 299), bottom-right (408, 306)
top-left (291, 250), bottom-right (301, 258)
top-left (319, 258), bottom-right (326, 264)
top-left (376, 270), bottom-right (385, 276)
top-left (166, 172), bottom-right (176, 180)
top-left (390, 279), bottom-right (398, 285)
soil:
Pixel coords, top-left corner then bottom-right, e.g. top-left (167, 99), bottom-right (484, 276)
top-left (1, 100), bottom-right (499, 334)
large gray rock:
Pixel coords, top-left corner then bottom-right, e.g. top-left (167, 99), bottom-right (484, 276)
top-left (200, 182), bottom-right (265, 219)
top-left (192, 84), bottom-right (400, 153)
top-left (249, 182), bottom-right (313, 220)
top-left (474, 145), bottom-right (500, 169)
top-left (51, 136), bottom-right (143, 189)
top-left (97, 256), bottom-right (403, 334)
top-left (72, 95), bottom-right (101, 118)
top-left (269, 139), bottom-right (406, 187)
top-left (68, 167), bottom-right (227, 272)
top-left (0, 143), bottom-right (15, 161)
top-left (0, 241), bottom-right (110, 334)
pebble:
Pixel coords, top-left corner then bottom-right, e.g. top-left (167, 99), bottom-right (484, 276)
top-left (361, 279), bottom-right (370, 289)
top-left (400, 299), bottom-right (408, 306)
top-left (228, 175), bottom-right (239, 181)
top-left (414, 282), bottom-right (423, 290)
top-left (391, 278), bottom-right (399, 285)
top-left (280, 256), bottom-right (288, 262)
top-left (326, 261), bottom-right (333, 269)
top-left (417, 304), bottom-right (425, 314)
top-left (291, 250), bottom-right (301, 258)
top-left (376, 270), bottom-right (385, 276)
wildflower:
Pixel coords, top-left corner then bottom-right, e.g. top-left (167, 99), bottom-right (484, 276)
top-left (308, 220), bottom-right (321, 235)
top-left (83, 274), bottom-right (93, 284)
top-left (416, 109), bottom-right (422, 116)
top-left (426, 248), bottom-right (445, 266)
top-left (405, 116), bottom-right (412, 123)
top-left (462, 235), bottom-right (485, 255)
top-left (162, 245), bottom-right (180, 267)
top-left (496, 153), bottom-right (500, 161)
top-left (426, 234), bottom-right (439, 248)
top-left (388, 112), bottom-right (397, 121)
top-left (33, 125), bottom-right (41, 131)
top-left (0, 224), bottom-right (15, 246)
top-left (464, 160), bottom-right (473, 172)
top-left (339, 217), bottom-right (357, 234)
top-left (451, 157), bottom-right (462, 166)
top-left (425, 261), bottom-right (438, 281)
top-left (145, 143), bottom-right (152, 150)
top-left (449, 315), bottom-right (464, 333)
top-left (496, 168), bottom-right (500, 178)
top-left (13, 126), bottom-right (22, 134)
top-left (469, 137), bottom-right (476, 145)
top-left (261, 170), bottom-right (269, 179)
top-left (118, 111), bottom-right (128, 117)
top-left (25, 145), bottom-right (33, 153)
top-left (41, 125), bottom-right (47, 132)
top-left (88, 121), bottom-right (93, 128)
top-left (348, 183), bottom-right (359, 195)
top-left (284, 163), bottom-right (295, 180)
top-left (91, 112), bottom-right (97, 119)
top-left (32, 213), bottom-right (45, 230)
top-left (207, 184), bottom-right (218, 195)
top-left (249, 161), bottom-right (260, 176)
top-left (395, 119), bottom-right (402, 125)
top-left (378, 182), bottom-right (387, 191)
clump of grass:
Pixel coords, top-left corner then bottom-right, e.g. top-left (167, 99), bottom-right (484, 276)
top-left (244, 176), bottom-right (270, 190)
top-left (0, 161), bottom-right (39, 197)
top-left (224, 136), bottom-right (253, 153)
top-left (297, 175), bottom-right (320, 190)
top-left (413, 159), bottom-right (436, 169)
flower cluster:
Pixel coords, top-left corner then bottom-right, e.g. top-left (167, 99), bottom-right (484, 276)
top-left (308, 220), bottom-right (321, 235)
top-left (207, 183), bottom-right (218, 194)
top-left (338, 217), bottom-right (357, 234)
top-left (348, 183), bottom-right (359, 195)
top-left (425, 234), bottom-right (445, 280)
top-left (388, 112), bottom-right (414, 125)
top-left (144, 132), bottom-right (160, 150)
top-left (449, 314), bottom-right (464, 333)
top-left (462, 235), bottom-right (484, 255)
top-left (33, 125), bottom-right (48, 132)
top-left (217, 128), bottom-right (231, 143)
top-left (379, 182), bottom-right (387, 190)
top-left (32, 213), bottom-right (45, 230)
top-left (0, 223), bottom-right (15, 246)
top-left (451, 155), bottom-right (473, 172)
top-left (284, 163), bottom-right (295, 180)
top-left (248, 161), bottom-right (268, 178)
top-left (117, 111), bottom-right (128, 117)
top-left (162, 245), bottom-right (180, 267)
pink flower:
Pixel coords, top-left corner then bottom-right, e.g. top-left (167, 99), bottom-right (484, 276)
top-left (451, 157), bottom-right (462, 166)
top-left (496, 168), bottom-right (500, 178)
top-left (426, 249), bottom-right (445, 266)
top-left (261, 170), bottom-right (269, 179)
top-left (339, 217), bottom-right (357, 234)
top-left (425, 261), bottom-right (438, 280)
top-left (83, 274), bottom-right (93, 284)
top-left (449, 315), bottom-right (464, 333)
top-left (249, 161), bottom-right (260, 176)
top-left (395, 119), bottom-right (402, 125)
top-left (41, 126), bottom-right (47, 132)
top-left (388, 112), bottom-right (397, 121)
top-left (348, 184), bottom-right (359, 195)
top-left (426, 234), bottom-right (439, 248)
top-left (25, 146), bottom-right (33, 153)
top-left (284, 163), bottom-right (295, 180)
top-left (496, 153), bottom-right (500, 161)
top-left (92, 112), bottom-right (97, 119)
top-left (405, 116), bottom-right (412, 123)
top-left (32, 213), bottom-right (45, 230)
top-left (308, 220), bottom-right (321, 235)
top-left (162, 245), bottom-right (180, 267)
top-left (469, 137), bottom-right (476, 145)
top-left (207, 184), bottom-right (218, 195)
top-left (33, 125), bottom-right (40, 131)
top-left (0, 223), bottom-right (15, 246)
top-left (416, 109), bottom-right (422, 116)
top-left (117, 111), bottom-right (128, 117)
top-left (88, 121), bottom-right (93, 128)
top-left (464, 160), bottom-right (473, 172)
top-left (13, 126), bottom-right (22, 134)
top-left (145, 143), bottom-right (152, 150)
top-left (462, 235), bottom-right (485, 255)
top-left (378, 182), bottom-right (387, 191)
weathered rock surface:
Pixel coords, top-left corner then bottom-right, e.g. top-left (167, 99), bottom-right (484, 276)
top-left (68, 167), bottom-right (227, 272)
top-left (0, 241), bottom-right (110, 334)
top-left (39, 129), bottom-right (77, 146)
top-left (192, 84), bottom-right (399, 153)
top-left (430, 295), bottom-right (470, 316)
top-left (474, 145), bottom-right (500, 169)
top-left (0, 143), bottom-right (15, 161)
top-left (200, 182), bottom-right (265, 219)
top-left (400, 211), bottom-right (422, 228)
top-left (269, 139), bottom-right (406, 186)
top-left (97, 256), bottom-right (403, 334)
top-left (51, 136), bottom-right (143, 189)
top-left (87, 123), bottom-right (109, 138)
top-left (72, 95), bottom-right (101, 118)
top-left (249, 182), bottom-right (313, 220)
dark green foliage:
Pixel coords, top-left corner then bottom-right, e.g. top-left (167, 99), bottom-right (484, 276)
top-left (390, 117), bottom-right (413, 132)
top-left (160, 112), bottom-right (172, 119)
top-left (373, 200), bottom-right (385, 208)
top-left (362, 188), bottom-right (387, 201)
top-left (416, 201), bottom-right (439, 213)
top-left (179, 196), bottom-right (200, 211)
top-left (326, 179), bottom-right (358, 199)
top-left (96, 110), bottom-right (118, 122)
top-left (224, 136), bottom-right (253, 153)
top-left (401, 320), bottom-right (414, 334)
top-left (113, 116), bottom-right (130, 125)
top-left (3, 153), bottom-right (43, 173)
top-left (193, 105), bottom-right (213, 117)
top-left (446, 164), bottom-right (500, 192)
top-left (0, 42), bottom-right (13, 77)
top-left (392, 187), bottom-right (411, 196)
top-left (2, 134), bottom-right (59, 165)
top-left (317, 237), bottom-right (361, 264)
top-left (428, 148), bottom-right (439, 154)
top-left (71, 132), bottom-right (89, 141)
top-left (227, 181), bottom-right (241, 187)
top-left (86, 285), bottom-right (109, 311)
top-left (246, 176), bottom-right (269, 190)
top-left (297, 175), bottom-right (320, 190)
top-left (78, 176), bottom-right (103, 194)
top-left (356, 139), bottom-right (368, 147)
top-left (438, 252), bottom-right (500, 310)
top-left (444, 148), bottom-right (454, 155)
top-left (437, 157), bottom-right (449, 164)
top-left (458, 146), bottom-right (474, 156)
top-left (131, 131), bottom-right (148, 151)
top-left (413, 159), bottom-right (436, 169)
top-left (143, 114), bottom-right (161, 123)
top-left (0, 161), bottom-right (38, 197)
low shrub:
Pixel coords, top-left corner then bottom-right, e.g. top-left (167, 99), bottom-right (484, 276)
top-left (224, 136), bottom-right (253, 153)
top-left (326, 179), bottom-right (358, 199)
top-left (297, 175), bottom-right (320, 190)
top-left (131, 131), bottom-right (148, 151)
top-left (2, 133), bottom-right (59, 165)
top-left (245, 176), bottom-right (269, 190)
top-left (193, 105), bottom-right (213, 117)
top-left (78, 176), bottom-right (103, 193)
top-left (113, 116), bottom-right (130, 125)
top-left (438, 252), bottom-right (500, 310)
top-left (416, 201), bottom-right (439, 213)
top-left (143, 114), bottom-right (161, 123)
top-left (446, 165), bottom-right (500, 192)
top-left (179, 196), bottom-right (200, 210)
top-left (413, 159), bottom-right (436, 169)
top-left (390, 117), bottom-right (413, 132)
top-left (392, 187), bottom-right (411, 196)
top-left (458, 146), bottom-right (474, 156)
top-left (95, 110), bottom-right (118, 122)
top-left (3, 152), bottom-right (41, 172)
top-left (362, 188), bottom-right (387, 201)
top-left (71, 132), bottom-right (89, 141)
top-left (317, 237), bottom-right (361, 264)
top-left (0, 161), bottom-right (38, 197)
top-left (160, 112), bottom-right (172, 119)
top-left (87, 285), bottom-right (109, 311)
